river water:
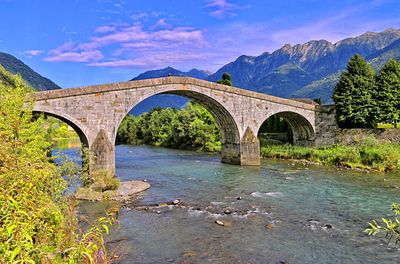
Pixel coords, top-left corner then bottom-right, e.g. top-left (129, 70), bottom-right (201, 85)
top-left (65, 145), bottom-right (400, 264)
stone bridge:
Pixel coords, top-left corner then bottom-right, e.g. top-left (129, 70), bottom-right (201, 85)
top-left (33, 77), bottom-right (316, 176)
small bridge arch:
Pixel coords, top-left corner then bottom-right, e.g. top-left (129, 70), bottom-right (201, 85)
top-left (257, 110), bottom-right (316, 146)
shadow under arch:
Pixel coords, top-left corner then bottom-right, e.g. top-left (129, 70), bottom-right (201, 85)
top-left (33, 111), bottom-right (89, 148)
top-left (258, 111), bottom-right (315, 146)
top-left (115, 90), bottom-right (242, 164)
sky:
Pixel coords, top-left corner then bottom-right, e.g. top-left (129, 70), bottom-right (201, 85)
top-left (1, 0), bottom-right (400, 88)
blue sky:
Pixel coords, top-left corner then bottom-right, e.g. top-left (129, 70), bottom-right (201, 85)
top-left (1, 0), bottom-right (400, 87)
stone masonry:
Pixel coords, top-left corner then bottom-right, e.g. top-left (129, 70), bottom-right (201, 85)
top-left (33, 77), bottom-right (316, 176)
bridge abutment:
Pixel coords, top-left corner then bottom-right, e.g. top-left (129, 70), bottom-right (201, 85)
top-left (89, 129), bottom-right (116, 176)
top-left (239, 127), bottom-right (260, 166)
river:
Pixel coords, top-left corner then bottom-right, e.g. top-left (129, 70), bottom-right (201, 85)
top-left (62, 145), bottom-right (400, 264)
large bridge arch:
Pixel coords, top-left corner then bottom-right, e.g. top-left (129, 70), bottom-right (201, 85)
top-left (113, 88), bottom-right (243, 165)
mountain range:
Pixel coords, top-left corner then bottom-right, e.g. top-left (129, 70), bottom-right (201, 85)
top-left (133, 28), bottom-right (400, 109)
top-left (0, 52), bottom-right (60, 91)
top-left (1, 28), bottom-right (400, 113)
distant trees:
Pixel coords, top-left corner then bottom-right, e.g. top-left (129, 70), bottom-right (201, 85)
top-left (117, 102), bottom-right (221, 152)
top-left (333, 55), bottom-right (400, 128)
top-left (217, 72), bottom-right (232, 86)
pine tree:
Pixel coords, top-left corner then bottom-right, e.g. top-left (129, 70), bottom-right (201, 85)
top-left (375, 59), bottom-right (400, 128)
top-left (333, 54), bottom-right (376, 128)
top-left (217, 72), bottom-right (232, 86)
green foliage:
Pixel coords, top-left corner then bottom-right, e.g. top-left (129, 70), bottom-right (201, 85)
top-left (90, 170), bottom-right (120, 192)
top-left (375, 59), bottom-right (400, 128)
top-left (216, 72), bottom-right (232, 86)
top-left (366, 203), bottom-right (400, 246)
top-left (117, 101), bottom-right (222, 152)
top-left (260, 140), bottom-right (400, 172)
top-left (259, 116), bottom-right (289, 134)
top-left (333, 54), bottom-right (377, 128)
top-left (313, 98), bottom-right (322, 105)
top-left (333, 55), bottom-right (400, 129)
top-left (0, 71), bottom-right (116, 263)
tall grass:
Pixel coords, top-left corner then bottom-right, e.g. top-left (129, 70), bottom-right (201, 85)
top-left (260, 138), bottom-right (400, 172)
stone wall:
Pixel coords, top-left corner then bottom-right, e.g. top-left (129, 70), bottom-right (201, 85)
top-left (315, 105), bottom-right (337, 146)
top-left (314, 105), bottom-right (400, 145)
top-left (336, 128), bottom-right (400, 144)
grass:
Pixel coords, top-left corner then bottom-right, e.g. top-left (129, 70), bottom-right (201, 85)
top-left (377, 123), bottom-right (399, 129)
top-left (260, 140), bottom-right (400, 172)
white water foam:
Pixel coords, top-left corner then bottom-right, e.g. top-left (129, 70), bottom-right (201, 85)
top-left (250, 191), bottom-right (283, 198)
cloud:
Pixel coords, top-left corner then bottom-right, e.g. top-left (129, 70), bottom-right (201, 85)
top-left (45, 50), bottom-right (104, 62)
top-left (270, 1), bottom-right (400, 44)
top-left (88, 51), bottom-right (211, 69)
top-left (45, 21), bottom-right (207, 66)
top-left (205, 0), bottom-right (238, 18)
top-left (25, 50), bottom-right (43, 57)
top-left (94, 25), bottom-right (116, 34)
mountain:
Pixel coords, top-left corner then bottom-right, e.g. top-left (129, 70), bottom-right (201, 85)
top-left (130, 66), bottom-right (210, 115)
top-left (131, 28), bottom-right (400, 108)
top-left (208, 28), bottom-right (400, 103)
top-left (294, 35), bottom-right (400, 100)
top-left (0, 52), bottom-right (60, 91)
top-left (131, 66), bottom-right (210, 81)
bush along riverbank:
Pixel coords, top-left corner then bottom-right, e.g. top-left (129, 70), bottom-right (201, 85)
top-left (0, 69), bottom-right (118, 263)
top-left (260, 138), bottom-right (400, 172)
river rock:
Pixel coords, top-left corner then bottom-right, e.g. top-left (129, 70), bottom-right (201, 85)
top-left (75, 180), bottom-right (151, 201)
top-left (173, 199), bottom-right (180, 205)
top-left (323, 224), bottom-right (334, 229)
top-left (237, 196), bottom-right (243, 200)
top-left (265, 223), bottom-right (274, 229)
top-left (224, 208), bottom-right (232, 215)
top-left (215, 220), bottom-right (225, 226)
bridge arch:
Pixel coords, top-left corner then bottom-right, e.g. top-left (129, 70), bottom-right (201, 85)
top-left (114, 88), bottom-right (242, 164)
top-left (257, 111), bottom-right (315, 146)
top-left (32, 109), bottom-right (90, 148)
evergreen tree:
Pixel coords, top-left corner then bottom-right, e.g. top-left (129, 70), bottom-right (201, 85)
top-left (333, 54), bottom-right (376, 128)
top-left (217, 72), bottom-right (232, 86)
top-left (375, 59), bottom-right (400, 128)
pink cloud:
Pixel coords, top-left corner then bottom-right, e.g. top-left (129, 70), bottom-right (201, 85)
top-left (48, 41), bottom-right (77, 55)
top-left (205, 0), bottom-right (237, 18)
top-left (88, 51), bottom-right (210, 69)
top-left (45, 22), bottom-right (207, 66)
top-left (25, 50), bottom-right (43, 57)
top-left (94, 25), bottom-right (116, 34)
top-left (44, 50), bottom-right (103, 62)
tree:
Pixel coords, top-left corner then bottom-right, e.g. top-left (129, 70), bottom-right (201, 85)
top-left (217, 72), bottom-right (232, 86)
top-left (332, 54), bottom-right (376, 128)
top-left (0, 70), bottom-right (115, 263)
top-left (375, 59), bottom-right (400, 128)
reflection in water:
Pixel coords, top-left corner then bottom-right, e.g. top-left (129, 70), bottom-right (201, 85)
top-left (68, 145), bottom-right (400, 264)
top-left (53, 138), bottom-right (81, 149)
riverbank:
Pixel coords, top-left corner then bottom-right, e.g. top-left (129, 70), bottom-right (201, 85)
top-left (260, 142), bottom-right (400, 172)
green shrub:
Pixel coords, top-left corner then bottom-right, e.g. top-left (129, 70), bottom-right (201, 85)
top-left (0, 70), bottom-right (117, 263)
